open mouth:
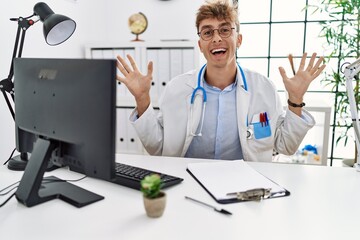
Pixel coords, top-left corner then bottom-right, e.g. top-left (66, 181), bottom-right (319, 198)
top-left (211, 48), bottom-right (226, 55)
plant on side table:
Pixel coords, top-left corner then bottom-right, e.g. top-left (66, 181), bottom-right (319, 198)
top-left (141, 174), bottom-right (166, 218)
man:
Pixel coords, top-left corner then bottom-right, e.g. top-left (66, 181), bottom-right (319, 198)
top-left (116, 0), bottom-right (326, 162)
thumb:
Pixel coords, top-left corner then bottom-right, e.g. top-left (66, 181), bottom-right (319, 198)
top-left (278, 67), bottom-right (288, 81)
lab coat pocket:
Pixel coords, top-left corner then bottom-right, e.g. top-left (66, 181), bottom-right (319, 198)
top-left (250, 112), bottom-right (272, 140)
top-left (253, 122), bottom-right (272, 139)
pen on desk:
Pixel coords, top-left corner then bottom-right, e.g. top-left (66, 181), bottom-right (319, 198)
top-left (184, 196), bottom-right (232, 215)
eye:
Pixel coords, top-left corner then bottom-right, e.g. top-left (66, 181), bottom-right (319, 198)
top-left (220, 27), bottom-right (231, 34)
top-left (202, 29), bottom-right (213, 36)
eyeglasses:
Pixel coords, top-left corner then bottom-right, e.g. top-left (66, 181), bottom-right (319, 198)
top-left (197, 26), bottom-right (235, 41)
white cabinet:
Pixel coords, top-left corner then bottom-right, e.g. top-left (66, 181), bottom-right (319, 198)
top-left (85, 40), bottom-right (200, 154)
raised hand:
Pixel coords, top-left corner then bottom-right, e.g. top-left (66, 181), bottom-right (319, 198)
top-left (116, 54), bottom-right (153, 115)
top-left (278, 52), bottom-right (326, 105)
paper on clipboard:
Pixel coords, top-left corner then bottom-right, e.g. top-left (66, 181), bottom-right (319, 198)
top-left (187, 160), bottom-right (289, 203)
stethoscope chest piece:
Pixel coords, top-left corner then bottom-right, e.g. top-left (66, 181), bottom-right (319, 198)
top-left (246, 128), bottom-right (253, 140)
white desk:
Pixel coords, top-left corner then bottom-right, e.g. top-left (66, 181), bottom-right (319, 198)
top-left (1, 154), bottom-right (359, 240)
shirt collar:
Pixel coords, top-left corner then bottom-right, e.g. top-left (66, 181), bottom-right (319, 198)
top-left (203, 76), bottom-right (238, 92)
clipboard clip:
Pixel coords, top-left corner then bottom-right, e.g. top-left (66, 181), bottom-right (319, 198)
top-left (226, 188), bottom-right (272, 201)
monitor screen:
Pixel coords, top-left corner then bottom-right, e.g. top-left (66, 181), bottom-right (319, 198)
top-left (13, 58), bottom-right (117, 207)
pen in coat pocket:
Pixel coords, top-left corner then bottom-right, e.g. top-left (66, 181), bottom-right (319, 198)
top-left (264, 112), bottom-right (269, 126)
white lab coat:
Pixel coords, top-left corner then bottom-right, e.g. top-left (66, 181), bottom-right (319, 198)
top-left (130, 66), bottom-right (315, 162)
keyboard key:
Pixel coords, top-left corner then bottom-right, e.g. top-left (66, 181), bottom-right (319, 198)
top-left (114, 163), bottom-right (183, 190)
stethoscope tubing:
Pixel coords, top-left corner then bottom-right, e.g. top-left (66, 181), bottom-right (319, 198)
top-left (190, 64), bottom-right (207, 104)
top-left (190, 63), bottom-right (248, 137)
top-left (191, 63), bottom-right (247, 104)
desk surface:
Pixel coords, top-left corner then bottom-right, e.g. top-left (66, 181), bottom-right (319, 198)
top-left (1, 154), bottom-right (359, 240)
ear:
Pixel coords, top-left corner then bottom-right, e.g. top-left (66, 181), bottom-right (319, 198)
top-left (236, 34), bottom-right (243, 48)
top-left (198, 40), bottom-right (204, 53)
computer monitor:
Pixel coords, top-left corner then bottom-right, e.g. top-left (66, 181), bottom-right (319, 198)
top-left (13, 58), bottom-right (117, 207)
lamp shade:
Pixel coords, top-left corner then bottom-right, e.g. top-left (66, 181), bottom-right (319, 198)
top-left (34, 2), bottom-right (76, 46)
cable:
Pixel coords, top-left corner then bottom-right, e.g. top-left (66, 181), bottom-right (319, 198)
top-left (0, 180), bottom-right (19, 194)
top-left (41, 175), bottom-right (87, 184)
top-left (65, 176), bottom-right (87, 182)
top-left (0, 192), bottom-right (16, 207)
top-left (0, 180), bottom-right (19, 207)
top-left (3, 148), bottom-right (16, 165)
top-left (340, 62), bottom-right (350, 74)
top-left (0, 186), bottom-right (18, 196)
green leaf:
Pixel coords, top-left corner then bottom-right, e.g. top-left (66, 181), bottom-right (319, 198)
top-left (140, 174), bottom-right (164, 199)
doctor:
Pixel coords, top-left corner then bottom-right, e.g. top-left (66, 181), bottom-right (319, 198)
top-left (116, 0), bottom-right (326, 162)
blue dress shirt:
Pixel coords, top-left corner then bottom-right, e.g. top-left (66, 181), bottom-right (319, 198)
top-left (185, 79), bottom-right (243, 160)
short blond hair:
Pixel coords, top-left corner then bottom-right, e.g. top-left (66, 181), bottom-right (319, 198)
top-left (195, 0), bottom-right (239, 32)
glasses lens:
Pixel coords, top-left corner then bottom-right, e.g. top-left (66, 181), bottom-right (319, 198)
top-left (219, 26), bottom-right (232, 38)
top-left (199, 27), bottom-right (234, 40)
top-left (201, 28), bottom-right (213, 41)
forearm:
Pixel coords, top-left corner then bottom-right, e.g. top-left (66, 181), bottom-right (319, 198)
top-left (274, 108), bottom-right (315, 155)
top-left (131, 106), bottom-right (164, 155)
top-left (135, 94), bottom-right (151, 117)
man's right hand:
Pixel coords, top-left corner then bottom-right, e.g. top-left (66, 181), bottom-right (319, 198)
top-left (116, 54), bottom-right (153, 117)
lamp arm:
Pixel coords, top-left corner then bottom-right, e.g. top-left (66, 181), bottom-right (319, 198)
top-left (8, 17), bottom-right (35, 84)
top-left (8, 24), bottom-right (22, 82)
top-left (0, 17), bottom-right (35, 116)
top-left (344, 59), bottom-right (360, 171)
top-left (0, 24), bottom-right (23, 120)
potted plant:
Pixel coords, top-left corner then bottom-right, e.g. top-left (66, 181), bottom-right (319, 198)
top-left (141, 174), bottom-right (166, 218)
top-left (307, 0), bottom-right (360, 165)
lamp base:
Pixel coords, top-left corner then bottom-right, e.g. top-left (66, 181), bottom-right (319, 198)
top-left (7, 153), bottom-right (28, 171)
top-left (6, 152), bottom-right (59, 172)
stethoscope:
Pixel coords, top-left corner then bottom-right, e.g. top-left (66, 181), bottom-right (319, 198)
top-left (190, 63), bottom-right (250, 138)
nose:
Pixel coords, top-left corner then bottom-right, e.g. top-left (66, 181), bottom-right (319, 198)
top-left (212, 29), bottom-right (222, 42)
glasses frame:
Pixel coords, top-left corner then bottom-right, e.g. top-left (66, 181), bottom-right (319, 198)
top-left (197, 26), bottom-right (236, 41)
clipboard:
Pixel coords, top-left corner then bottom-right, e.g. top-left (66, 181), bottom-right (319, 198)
top-left (187, 160), bottom-right (290, 204)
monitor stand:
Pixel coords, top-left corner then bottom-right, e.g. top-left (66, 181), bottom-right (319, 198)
top-left (15, 138), bottom-right (104, 208)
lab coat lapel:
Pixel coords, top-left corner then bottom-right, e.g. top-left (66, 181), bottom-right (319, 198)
top-left (181, 76), bottom-right (201, 156)
top-left (236, 75), bottom-right (250, 140)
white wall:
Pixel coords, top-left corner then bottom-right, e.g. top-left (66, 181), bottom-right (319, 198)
top-left (0, 0), bottom-right (204, 162)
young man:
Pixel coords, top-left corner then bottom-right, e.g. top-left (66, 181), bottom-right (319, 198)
top-left (116, 0), bottom-right (326, 162)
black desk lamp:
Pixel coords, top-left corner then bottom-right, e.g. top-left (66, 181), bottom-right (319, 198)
top-left (1, 2), bottom-right (76, 170)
